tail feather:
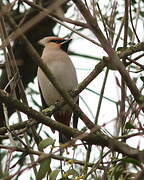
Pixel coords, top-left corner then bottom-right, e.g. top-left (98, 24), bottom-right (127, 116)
top-left (73, 98), bottom-right (79, 129)
top-left (54, 110), bottom-right (72, 144)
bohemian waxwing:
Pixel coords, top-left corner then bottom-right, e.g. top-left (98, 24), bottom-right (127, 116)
top-left (37, 36), bottom-right (78, 144)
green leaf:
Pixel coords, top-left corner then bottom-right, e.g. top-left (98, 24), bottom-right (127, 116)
top-left (139, 95), bottom-right (144, 102)
top-left (122, 157), bottom-right (140, 166)
top-left (38, 138), bottom-right (54, 151)
top-left (128, 27), bottom-right (133, 41)
top-left (43, 130), bottom-right (51, 138)
top-left (63, 169), bottom-right (79, 178)
top-left (49, 169), bottom-right (61, 180)
top-left (36, 157), bottom-right (51, 180)
top-left (0, 172), bottom-right (9, 179)
top-left (117, 47), bottom-right (124, 51)
top-left (125, 122), bottom-right (135, 129)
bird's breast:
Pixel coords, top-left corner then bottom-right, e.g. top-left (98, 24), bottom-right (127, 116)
top-left (38, 58), bottom-right (78, 107)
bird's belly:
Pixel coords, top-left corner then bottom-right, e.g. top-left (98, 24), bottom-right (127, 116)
top-left (38, 61), bottom-right (78, 108)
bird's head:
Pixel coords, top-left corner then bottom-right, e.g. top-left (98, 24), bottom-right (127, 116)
top-left (39, 36), bottom-right (72, 52)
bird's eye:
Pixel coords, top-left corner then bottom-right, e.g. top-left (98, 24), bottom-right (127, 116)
top-left (50, 40), bottom-right (57, 43)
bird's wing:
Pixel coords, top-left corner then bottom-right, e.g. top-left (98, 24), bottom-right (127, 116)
top-left (38, 82), bottom-right (48, 110)
top-left (73, 97), bottom-right (79, 129)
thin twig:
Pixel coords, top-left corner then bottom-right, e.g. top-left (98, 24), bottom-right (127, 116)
top-left (72, 0), bottom-right (144, 111)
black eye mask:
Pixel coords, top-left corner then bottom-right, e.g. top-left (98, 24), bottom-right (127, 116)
top-left (50, 39), bottom-right (65, 43)
top-left (50, 39), bottom-right (72, 52)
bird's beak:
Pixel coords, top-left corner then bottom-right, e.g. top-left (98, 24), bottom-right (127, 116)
top-left (60, 39), bottom-right (72, 45)
top-left (60, 39), bottom-right (72, 52)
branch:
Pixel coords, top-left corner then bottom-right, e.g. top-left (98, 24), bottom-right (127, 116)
top-left (0, 119), bottom-right (37, 135)
top-left (0, 89), bottom-right (144, 162)
top-left (0, 144), bottom-right (103, 169)
top-left (4, 14), bottom-right (95, 131)
top-left (0, 0), bottom-right (70, 49)
top-left (21, 0), bottom-right (101, 47)
top-left (72, 0), bottom-right (144, 110)
top-left (44, 41), bottom-right (144, 116)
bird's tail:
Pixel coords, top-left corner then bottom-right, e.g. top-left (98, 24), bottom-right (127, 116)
top-left (54, 110), bottom-right (72, 144)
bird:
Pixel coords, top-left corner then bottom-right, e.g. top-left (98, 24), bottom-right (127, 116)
top-left (37, 36), bottom-right (78, 144)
